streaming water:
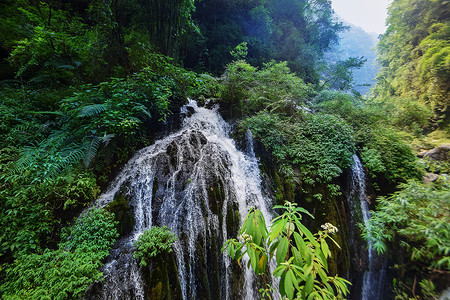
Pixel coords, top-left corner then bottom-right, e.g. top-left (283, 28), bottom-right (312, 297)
top-left (348, 155), bottom-right (389, 300)
top-left (84, 100), bottom-right (275, 299)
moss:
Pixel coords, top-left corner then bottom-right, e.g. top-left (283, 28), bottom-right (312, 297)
top-left (105, 192), bottom-right (134, 236)
top-left (226, 203), bottom-right (239, 238)
top-left (144, 252), bottom-right (182, 300)
top-left (207, 178), bottom-right (225, 215)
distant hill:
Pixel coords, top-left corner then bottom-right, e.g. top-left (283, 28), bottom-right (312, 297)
top-left (325, 23), bottom-right (380, 95)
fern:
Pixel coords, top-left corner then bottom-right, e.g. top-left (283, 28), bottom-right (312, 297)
top-left (83, 134), bottom-right (114, 167)
top-left (78, 104), bottom-right (107, 118)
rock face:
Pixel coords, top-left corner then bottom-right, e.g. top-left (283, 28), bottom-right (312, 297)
top-left (417, 144), bottom-right (450, 161)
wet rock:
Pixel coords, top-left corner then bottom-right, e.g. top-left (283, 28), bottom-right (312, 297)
top-left (418, 144), bottom-right (450, 161)
top-left (423, 172), bottom-right (440, 184)
top-left (185, 105), bottom-right (195, 116)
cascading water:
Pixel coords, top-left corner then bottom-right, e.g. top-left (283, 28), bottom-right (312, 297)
top-left (84, 100), bottom-right (275, 300)
top-left (347, 155), bottom-right (390, 300)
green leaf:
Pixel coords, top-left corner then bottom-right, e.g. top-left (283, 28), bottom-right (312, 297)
top-left (321, 239), bottom-right (330, 258)
top-left (293, 231), bottom-right (308, 260)
top-left (249, 247), bottom-right (257, 272)
top-left (270, 219), bottom-right (287, 242)
top-left (276, 237), bottom-right (289, 264)
top-left (284, 269), bottom-right (295, 299)
top-left (298, 223), bottom-right (319, 248)
top-left (305, 273), bottom-right (314, 295)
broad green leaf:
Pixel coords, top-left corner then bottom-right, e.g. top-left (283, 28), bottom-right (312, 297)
top-left (270, 219), bottom-right (287, 242)
top-left (249, 248), bottom-right (257, 272)
top-left (294, 206), bottom-right (314, 219)
top-left (284, 269), bottom-right (295, 299)
top-left (276, 237), bottom-right (289, 264)
top-left (305, 273), bottom-right (314, 295)
top-left (292, 247), bottom-right (303, 266)
top-left (321, 239), bottom-right (330, 258)
top-left (298, 223), bottom-right (319, 248)
top-left (293, 231), bottom-right (308, 260)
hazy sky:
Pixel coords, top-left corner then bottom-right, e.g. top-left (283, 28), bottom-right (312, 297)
top-left (330, 0), bottom-right (392, 34)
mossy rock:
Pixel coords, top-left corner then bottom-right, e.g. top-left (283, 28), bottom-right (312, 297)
top-left (144, 252), bottom-right (182, 300)
top-left (105, 192), bottom-right (134, 236)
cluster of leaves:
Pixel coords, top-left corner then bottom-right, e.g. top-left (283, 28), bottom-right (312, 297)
top-left (219, 60), bottom-right (357, 200)
top-left (133, 226), bottom-right (177, 267)
top-left (222, 202), bottom-right (350, 299)
top-left (0, 53), bottom-right (200, 288)
top-left (323, 24), bottom-right (379, 95)
top-left (0, 208), bottom-right (119, 299)
top-left (242, 111), bottom-right (354, 199)
top-left (363, 179), bottom-right (450, 299)
top-left (0, 0), bottom-right (201, 83)
top-left (186, 0), bottom-right (345, 82)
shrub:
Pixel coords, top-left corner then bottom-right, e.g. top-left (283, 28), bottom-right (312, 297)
top-left (0, 208), bottom-right (119, 300)
top-left (363, 179), bottom-right (450, 298)
top-left (133, 226), bottom-right (177, 267)
top-left (242, 111), bottom-right (354, 197)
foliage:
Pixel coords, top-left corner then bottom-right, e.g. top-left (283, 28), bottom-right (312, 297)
top-left (0, 53), bottom-right (198, 264)
top-left (184, 0), bottom-right (345, 81)
top-left (230, 42), bottom-right (248, 60)
top-left (242, 111), bottom-right (354, 198)
top-left (319, 57), bottom-right (367, 92)
top-left (374, 0), bottom-right (450, 124)
top-left (363, 179), bottom-right (450, 298)
top-left (360, 128), bottom-right (423, 183)
top-left (313, 91), bottom-right (423, 184)
top-left (324, 24), bottom-right (379, 95)
top-left (133, 226), bottom-right (177, 267)
top-left (222, 202), bottom-right (350, 299)
top-left (220, 60), bottom-right (315, 116)
top-left (0, 208), bottom-right (119, 300)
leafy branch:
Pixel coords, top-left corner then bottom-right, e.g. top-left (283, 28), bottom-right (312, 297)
top-left (222, 201), bottom-right (350, 300)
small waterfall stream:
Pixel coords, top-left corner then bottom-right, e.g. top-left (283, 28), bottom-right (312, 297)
top-left (348, 155), bottom-right (390, 300)
top-left (84, 100), bottom-right (275, 299)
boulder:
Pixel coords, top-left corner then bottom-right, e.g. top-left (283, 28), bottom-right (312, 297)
top-left (418, 144), bottom-right (450, 161)
top-left (423, 173), bottom-right (440, 184)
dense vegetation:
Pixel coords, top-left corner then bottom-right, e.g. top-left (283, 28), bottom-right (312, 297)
top-left (0, 0), bottom-right (448, 299)
top-left (374, 0), bottom-right (449, 130)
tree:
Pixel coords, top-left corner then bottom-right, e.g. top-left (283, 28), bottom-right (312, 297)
top-left (374, 0), bottom-right (450, 125)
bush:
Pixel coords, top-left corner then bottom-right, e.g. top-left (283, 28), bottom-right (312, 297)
top-left (0, 208), bottom-right (119, 300)
top-left (133, 226), bottom-right (177, 267)
top-left (220, 60), bottom-right (314, 116)
top-left (313, 90), bottom-right (423, 184)
top-left (363, 179), bottom-right (450, 298)
top-left (222, 202), bottom-right (350, 299)
top-left (242, 111), bottom-right (354, 197)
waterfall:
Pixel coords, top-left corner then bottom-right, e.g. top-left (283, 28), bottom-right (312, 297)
top-left (84, 100), bottom-right (275, 300)
top-left (348, 155), bottom-right (390, 300)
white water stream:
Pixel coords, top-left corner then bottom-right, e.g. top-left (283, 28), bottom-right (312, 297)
top-left (85, 100), bottom-right (275, 299)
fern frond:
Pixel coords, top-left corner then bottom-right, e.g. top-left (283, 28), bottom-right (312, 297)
top-left (46, 145), bottom-right (85, 177)
top-left (83, 138), bottom-right (102, 167)
top-left (78, 104), bottom-right (107, 118)
top-left (82, 134), bottom-right (115, 167)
